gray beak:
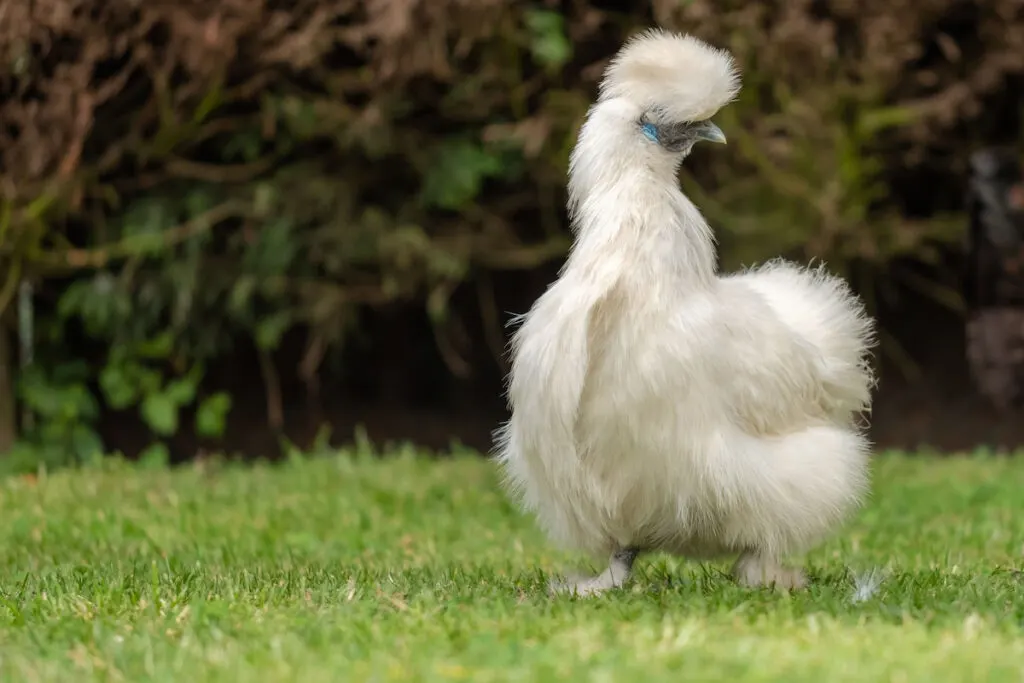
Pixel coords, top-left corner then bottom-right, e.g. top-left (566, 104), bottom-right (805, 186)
top-left (693, 121), bottom-right (727, 145)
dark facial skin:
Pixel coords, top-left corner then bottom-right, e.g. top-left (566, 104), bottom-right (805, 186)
top-left (640, 113), bottom-right (726, 153)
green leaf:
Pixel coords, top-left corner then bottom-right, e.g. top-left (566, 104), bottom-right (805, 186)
top-left (140, 393), bottom-right (179, 436)
top-left (229, 276), bottom-right (258, 317)
top-left (18, 367), bottom-right (97, 421)
top-left (56, 280), bottom-right (89, 320)
top-left (99, 363), bottom-right (138, 410)
top-left (135, 366), bottom-right (164, 395)
top-left (138, 442), bottom-right (171, 469)
top-left (121, 196), bottom-right (176, 238)
top-left (525, 10), bottom-right (572, 70)
top-left (191, 81), bottom-right (223, 124)
top-left (427, 285), bottom-right (451, 324)
top-left (50, 360), bottom-right (91, 384)
top-left (253, 182), bottom-right (277, 216)
top-left (856, 105), bottom-right (919, 138)
top-left (163, 378), bottom-right (197, 406)
top-left (164, 364), bottom-right (202, 406)
top-left (242, 217), bottom-right (298, 276)
top-left (57, 275), bottom-right (131, 335)
top-left (184, 186), bottom-right (217, 218)
top-left (135, 331), bottom-right (175, 359)
top-left (70, 424), bottom-right (105, 462)
top-left (223, 129), bottom-right (264, 163)
top-left (196, 393), bottom-right (233, 438)
top-left (255, 311), bottom-right (292, 350)
top-left (419, 139), bottom-right (505, 210)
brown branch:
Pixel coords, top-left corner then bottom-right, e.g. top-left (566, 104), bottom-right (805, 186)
top-left (165, 156), bottom-right (275, 184)
top-left (267, 277), bottom-right (395, 306)
top-left (257, 348), bottom-right (284, 432)
top-left (298, 333), bottom-right (326, 406)
top-left (471, 237), bottom-right (570, 270)
top-left (26, 201), bottom-right (249, 273)
top-left (429, 281), bottom-right (472, 378)
top-left (0, 260), bottom-right (21, 317)
top-left (476, 272), bottom-right (508, 374)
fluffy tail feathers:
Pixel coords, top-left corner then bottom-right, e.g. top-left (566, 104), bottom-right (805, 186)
top-left (732, 259), bottom-right (877, 421)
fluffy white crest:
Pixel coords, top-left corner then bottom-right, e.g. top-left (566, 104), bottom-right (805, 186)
top-left (598, 28), bottom-right (740, 123)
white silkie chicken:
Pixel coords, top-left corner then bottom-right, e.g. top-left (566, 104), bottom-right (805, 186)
top-left (494, 29), bottom-right (876, 595)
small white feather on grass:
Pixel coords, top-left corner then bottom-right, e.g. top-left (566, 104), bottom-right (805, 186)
top-left (850, 567), bottom-right (887, 604)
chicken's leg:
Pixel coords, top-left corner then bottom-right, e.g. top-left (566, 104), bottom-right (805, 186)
top-left (731, 550), bottom-right (807, 590)
top-left (549, 547), bottom-right (640, 597)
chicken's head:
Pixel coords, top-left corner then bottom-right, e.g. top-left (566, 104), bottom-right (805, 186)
top-left (597, 29), bottom-right (740, 158)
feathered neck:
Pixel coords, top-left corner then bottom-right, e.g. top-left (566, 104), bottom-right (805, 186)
top-left (561, 105), bottom-right (718, 292)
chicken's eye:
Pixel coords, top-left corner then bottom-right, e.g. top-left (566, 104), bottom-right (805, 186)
top-left (641, 122), bottom-right (660, 143)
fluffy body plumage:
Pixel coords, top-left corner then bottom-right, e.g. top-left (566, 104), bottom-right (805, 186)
top-left (494, 29), bottom-right (877, 595)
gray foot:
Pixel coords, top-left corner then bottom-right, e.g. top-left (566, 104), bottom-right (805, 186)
top-left (731, 551), bottom-right (808, 590)
top-left (550, 547), bottom-right (640, 597)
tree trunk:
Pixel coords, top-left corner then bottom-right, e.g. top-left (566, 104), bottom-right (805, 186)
top-left (0, 322), bottom-right (15, 456)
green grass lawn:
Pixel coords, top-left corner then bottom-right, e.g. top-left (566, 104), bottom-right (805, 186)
top-left (1, 447), bottom-right (1023, 682)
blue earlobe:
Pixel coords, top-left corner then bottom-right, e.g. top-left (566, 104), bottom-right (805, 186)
top-left (641, 122), bottom-right (659, 144)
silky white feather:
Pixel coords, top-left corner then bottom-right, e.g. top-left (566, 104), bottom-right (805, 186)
top-left (494, 29), bottom-right (877, 595)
